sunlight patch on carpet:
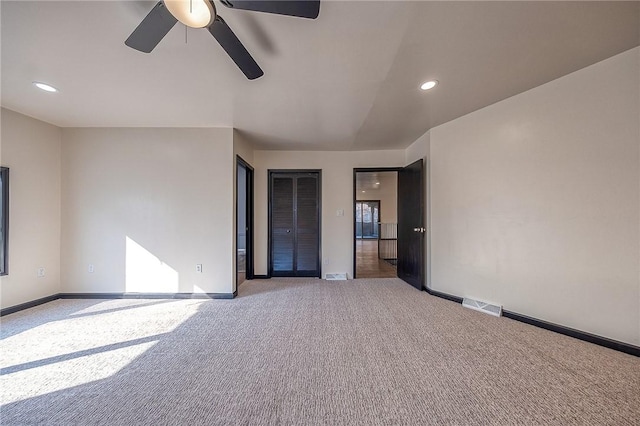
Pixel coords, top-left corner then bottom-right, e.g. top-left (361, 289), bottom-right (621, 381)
top-left (1, 340), bottom-right (157, 404)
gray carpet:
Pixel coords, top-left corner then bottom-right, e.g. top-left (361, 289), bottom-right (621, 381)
top-left (1, 278), bottom-right (638, 425)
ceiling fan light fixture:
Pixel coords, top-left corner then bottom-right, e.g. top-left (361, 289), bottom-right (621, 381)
top-left (420, 80), bottom-right (438, 91)
top-left (164, 0), bottom-right (216, 28)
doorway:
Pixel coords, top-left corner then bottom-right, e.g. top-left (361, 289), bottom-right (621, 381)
top-left (354, 171), bottom-right (398, 279)
top-left (353, 162), bottom-right (424, 289)
top-left (236, 156), bottom-right (254, 290)
top-left (268, 170), bottom-right (321, 277)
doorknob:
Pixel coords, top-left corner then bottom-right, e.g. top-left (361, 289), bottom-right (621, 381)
top-left (286, 229), bottom-right (291, 233)
top-left (413, 227), bottom-right (426, 233)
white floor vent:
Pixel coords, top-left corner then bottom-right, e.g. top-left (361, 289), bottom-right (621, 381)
top-left (325, 273), bottom-right (348, 281)
top-left (462, 297), bottom-right (502, 317)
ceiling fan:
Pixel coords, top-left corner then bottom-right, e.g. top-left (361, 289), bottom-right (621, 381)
top-left (125, 0), bottom-right (320, 80)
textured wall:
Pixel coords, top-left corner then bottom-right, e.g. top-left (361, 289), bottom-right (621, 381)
top-left (0, 108), bottom-right (62, 308)
top-left (61, 127), bottom-right (234, 295)
top-left (427, 47), bottom-right (640, 345)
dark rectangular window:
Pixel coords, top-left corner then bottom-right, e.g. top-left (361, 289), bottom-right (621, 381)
top-left (1, 167), bottom-right (8, 276)
top-left (355, 201), bottom-right (380, 239)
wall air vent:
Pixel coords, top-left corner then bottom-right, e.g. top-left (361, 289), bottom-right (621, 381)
top-left (462, 297), bottom-right (502, 317)
top-left (325, 273), bottom-right (348, 281)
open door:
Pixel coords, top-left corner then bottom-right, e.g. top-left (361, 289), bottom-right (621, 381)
top-left (236, 156), bottom-right (254, 291)
top-left (397, 159), bottom-right (424, 290)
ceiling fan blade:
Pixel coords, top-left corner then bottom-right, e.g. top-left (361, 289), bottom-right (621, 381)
top-left (208, 16), bottom-right (264, 80)
top-left (125, 1), bottom-right (177, 53)
top-left (220, 0), bottom-right (320, 19)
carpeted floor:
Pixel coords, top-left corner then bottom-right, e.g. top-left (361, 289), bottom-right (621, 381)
top-left (1, 278), bottom-right (639, 425)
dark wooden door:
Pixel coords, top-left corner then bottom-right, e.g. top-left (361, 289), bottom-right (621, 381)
top-left (397, 159), bottom-right (424, 289)
top-left (270, 171), bottom-right (320, 277)
top-left (236, 157), bottom-right (253, 289)
top-left (271, 175), bottom-right (295, 274)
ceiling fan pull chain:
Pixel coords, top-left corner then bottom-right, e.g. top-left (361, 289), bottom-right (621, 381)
top-left (185, 24), bottom-right (188, 44)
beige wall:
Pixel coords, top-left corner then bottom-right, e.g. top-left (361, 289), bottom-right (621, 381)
top-left (233, 130), bottom-right (254, 167)
top-left (253, 150), bottom-right (406, 277)
top-left (356, 172), bottom-right (398, 224)
top-left (0, 108), bottom-right (61, 308)
top-left (426, 47), bottom-right (640, 345)
top-left (61, 127), bottom-right (234, 295)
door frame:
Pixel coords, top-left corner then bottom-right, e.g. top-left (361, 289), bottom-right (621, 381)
top-left (268, 169), bottom-right (322, 278)
top-left (353, 167), bottom-right (401, 279)
top-left (236, 156), bottom-right (254, 289)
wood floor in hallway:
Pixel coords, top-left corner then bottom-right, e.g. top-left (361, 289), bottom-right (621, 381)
top-left (356, 239), bottom-right (397, 278)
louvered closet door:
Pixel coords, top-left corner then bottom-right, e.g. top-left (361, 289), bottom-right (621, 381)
top-left (270, 172), bottom-right (320, 277)
top-left (271, 176), bottom-right (295, 274)
top-left (295, 176), bottom-right (319, 274)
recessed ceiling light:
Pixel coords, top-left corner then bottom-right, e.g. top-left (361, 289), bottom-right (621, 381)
top-left (375, 182), bottom-right (380, 185)
top-left (420, 80), bottom-right (438, 91)
top-left (361, 190), bottom-right (365, 193)
top-left (33, 82), bottom-right (58, 93)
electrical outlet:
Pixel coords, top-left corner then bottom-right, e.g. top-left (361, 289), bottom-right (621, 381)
top-left (196, 264), bottom-right (203, 273)
top-left (88, 264), bottom-right (95, 273)
top-left (37, 267), bottom-right (45, 278)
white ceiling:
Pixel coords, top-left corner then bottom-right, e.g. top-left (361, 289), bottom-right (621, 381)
top-left (356, 171), bottom-right (396, 192)
top-left (2, 1), bottom-right (639, 151)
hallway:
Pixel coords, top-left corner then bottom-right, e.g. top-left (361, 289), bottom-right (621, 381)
top-left (355, 239), bottom-right (397, 278)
